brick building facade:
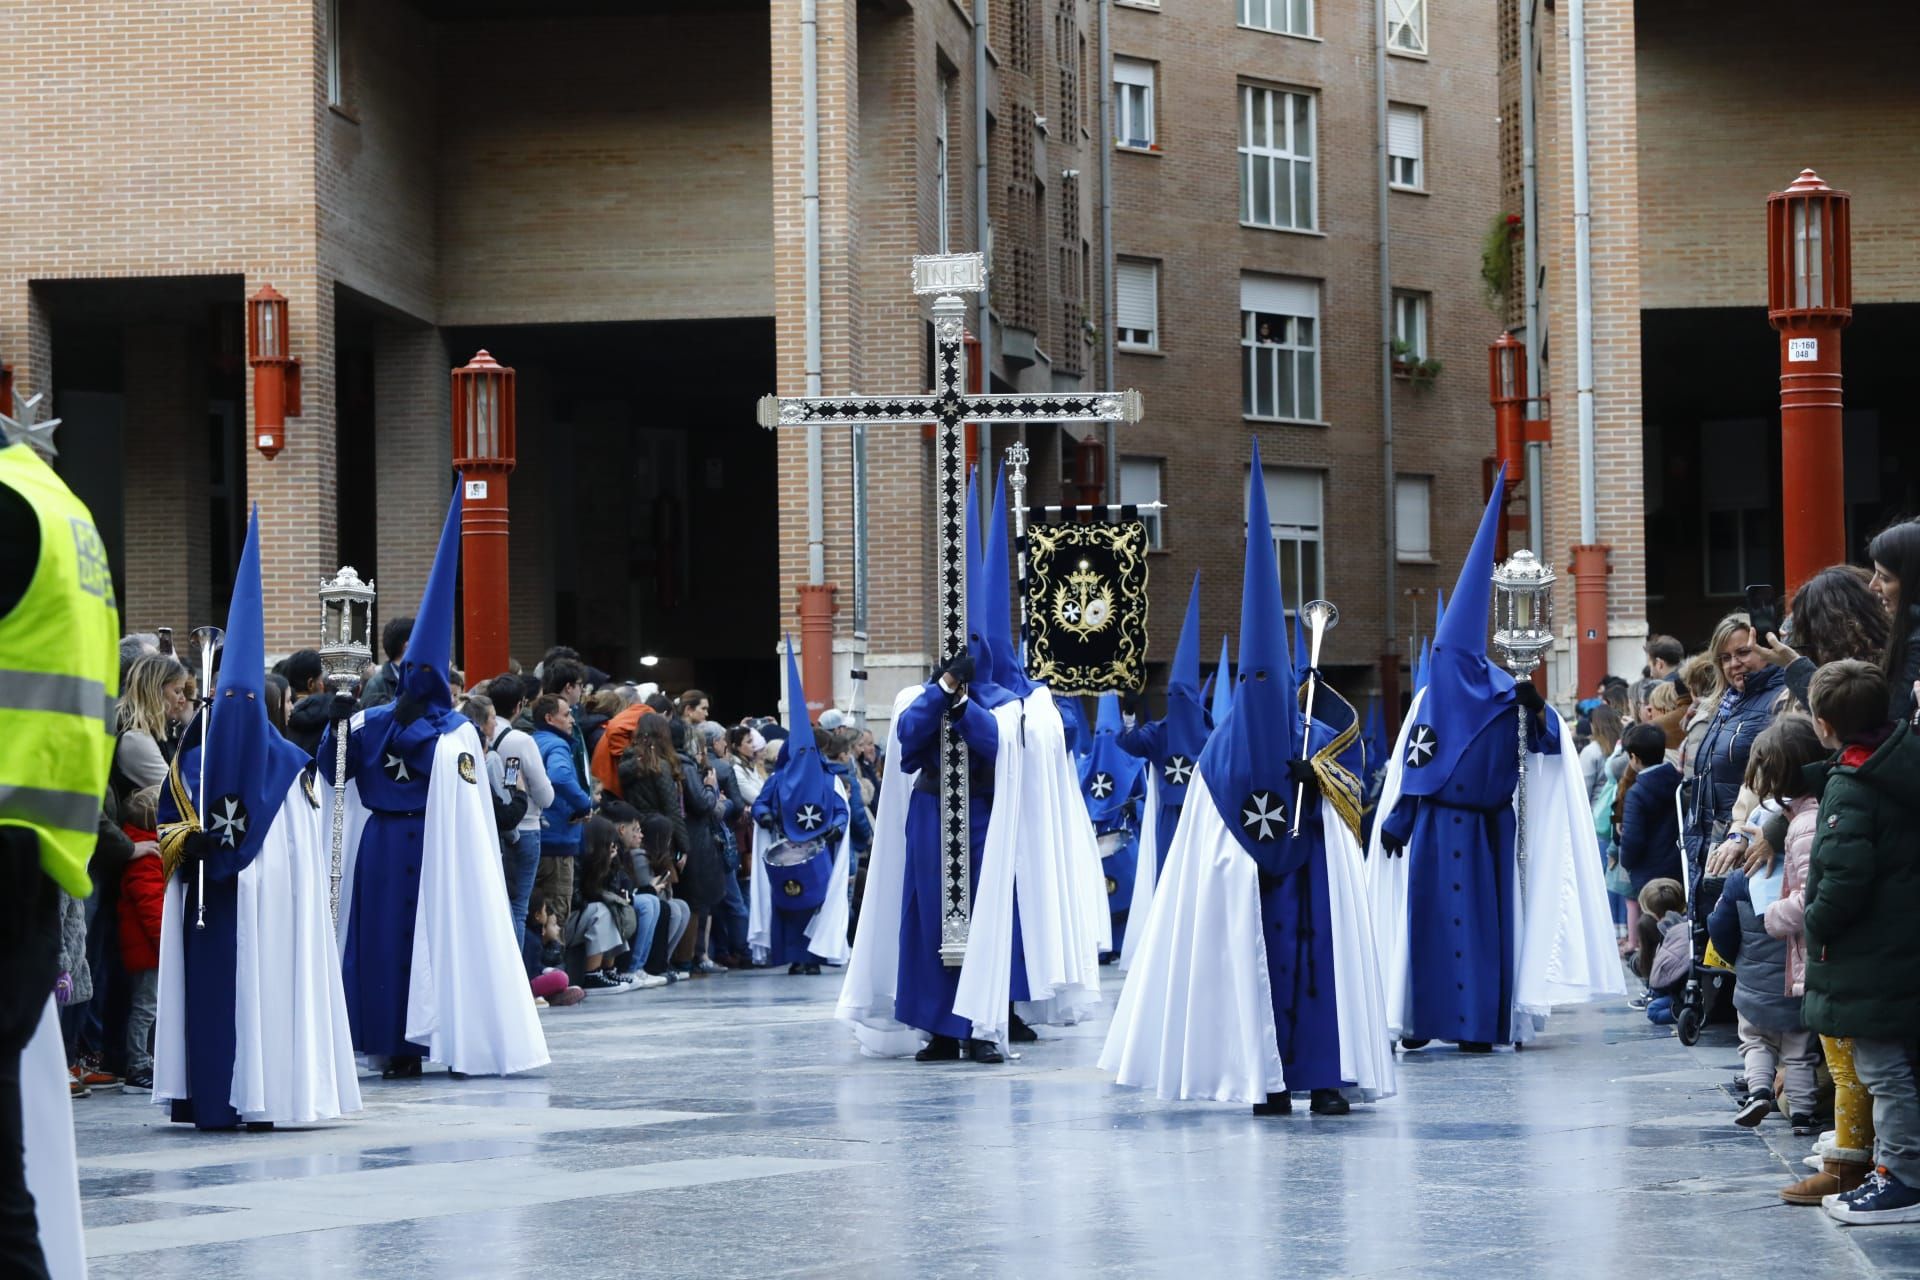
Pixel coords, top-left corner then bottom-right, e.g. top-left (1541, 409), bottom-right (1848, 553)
top-left (4, 0), bottom-right (1506, 719)
top-left (1514, 0), bottom-right (1920, 692)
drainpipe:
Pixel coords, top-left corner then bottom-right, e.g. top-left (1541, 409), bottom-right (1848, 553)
top-left (1519, 0), bottom-right (1544, 558)
top-left (797, 0), bottom-right (837, 719)
top-left (1375, 0), bottom-right (1400, 731)
top-left (975, 0), bottom-right (990, 363)
top-left (1567, 0), bottom-right (1609, 695)
top-left (1099, 0), bottom-right (1118, 498)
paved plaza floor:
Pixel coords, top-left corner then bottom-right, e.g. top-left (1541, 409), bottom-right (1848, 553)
top-left (70, 967), bottom-right (1920, 1278)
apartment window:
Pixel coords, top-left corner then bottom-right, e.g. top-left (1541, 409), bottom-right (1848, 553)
top-left (326, 0), bottom-right (345, 107)
top-left (1388, 104), bottom-right (1425, 189)
top-left (1121, 456), bottom-right (1165, 549)
top-left (1239, 86), bottom-right (1316, 231)
top-left (1393, 291), bottom-right (1429, 360)
top-left (1248, 466), bottom-right (1325, 604)
top-left (1114, 59), bottom-right (1155, 149)
top-left (1395, 475), bottom-right (1432, 561)
top-left (1116, 259), bottom-right (1160, 350)
top-left (1240, 0), bottom-right (1313, 36)
top-left (1388, 0), bottom-right (1427, 54)
top-left (1241, 275), bottom-right (1320, 422)
top-left (935, 74), bottom-right (953, 254)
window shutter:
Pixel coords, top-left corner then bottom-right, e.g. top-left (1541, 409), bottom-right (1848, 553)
top-left (1240, 273), bottom-right (1319, 318)
top-left (1116, 261), bottom-right (1157, 334)
top-left (1387, 105), bottom-right (1423, 163)
top-left (1395, 476), bottom-right (1431, 558)
top-left (1114, 58), bottom-right (1153, 88)
top-left (1250, 467), bottom-right (1322, 526)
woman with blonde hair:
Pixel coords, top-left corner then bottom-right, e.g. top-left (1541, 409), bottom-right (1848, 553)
top-left (1685, 613), bottom-right (1785, 881)
top-left (112, 652), bottom-right (191, 800)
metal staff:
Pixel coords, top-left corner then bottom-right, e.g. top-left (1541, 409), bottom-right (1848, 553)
top-left (188, 625), bottom-right (224, 930)
top-left (1291, 600), bottom-right (1338, 836)
top-left (1006, 441), bottom-right (1030, 634)
top-left (317, 566), bottom-right (375, 930)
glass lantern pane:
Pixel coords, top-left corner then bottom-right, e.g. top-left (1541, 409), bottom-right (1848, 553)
top-left (1792, 200), bottom-right (1823, 309)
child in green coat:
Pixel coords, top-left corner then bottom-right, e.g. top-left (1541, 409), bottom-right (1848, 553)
top-left (1804, 660), bottom-right (1920, 1225)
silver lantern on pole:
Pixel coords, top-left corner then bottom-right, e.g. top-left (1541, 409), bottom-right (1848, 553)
top-left (319, 567), bottom-right (375, 926)
top-left (1491, 549), bottom-right (1556, 896)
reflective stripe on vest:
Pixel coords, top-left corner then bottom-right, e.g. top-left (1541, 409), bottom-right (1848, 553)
top-left (0, 444), bottom-right (121, 897)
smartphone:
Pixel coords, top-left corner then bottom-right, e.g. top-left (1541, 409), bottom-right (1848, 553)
top-left (1744, 583), bottom-right (1779, 644)
top-left (504, 757), bottom-right (522, 787)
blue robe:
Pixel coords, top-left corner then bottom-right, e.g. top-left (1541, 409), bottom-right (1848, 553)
top-left (893, 683), bottom-right (1029, 1038)
top-left (1117, 720), bottom-right (1182, 875)
top-left (169, 836), bottom-right (250, 1129)
top-left (1092, 771), bottom-right (1144, 957)
top-left (1381, 706), bottom-right (1559, 1044)
top-left (322, 708), bottom-right (461, 1059)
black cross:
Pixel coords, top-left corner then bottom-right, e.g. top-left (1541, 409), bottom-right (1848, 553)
top-left (758, 254), bottom-right (1144, 966)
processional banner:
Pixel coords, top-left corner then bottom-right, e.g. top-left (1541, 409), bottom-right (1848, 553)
top-left (1022, 513), bottom-right (1151, 694)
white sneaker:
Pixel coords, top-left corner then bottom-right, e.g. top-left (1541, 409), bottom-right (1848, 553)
top-left (628, 971), bottom-right (669, 989)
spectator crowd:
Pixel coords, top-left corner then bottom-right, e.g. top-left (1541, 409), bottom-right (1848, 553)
top-left (1578, 517), bottom-right (1920, 1222)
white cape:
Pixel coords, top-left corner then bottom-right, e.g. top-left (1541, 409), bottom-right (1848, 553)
top-left (1117, 771), bottom-right (1160, 971)
top-left (22, 995), bottom-right (85, 1279)
top-left (152, 771), bottom-right (362, 1123)
top-left (1365, 694), bottom-right (1624, 1042)
top-left (954, 686), bottom-right (1108, 1042)
top-left (838, 685), bottom-right (1107, 1053)
top-left (332, 719), bottom-right (549, 1076)
top-left (836, 686), bottom-right (931, 1057)
top-left (748, 777), bottom-right (854, 966)
top-left (1100, 770), bottom-right (1396, 1104)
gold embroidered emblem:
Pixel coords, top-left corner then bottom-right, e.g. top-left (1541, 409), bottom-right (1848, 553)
top-left (457, 752), bottom-right (478, 784)
top-left (783, 880), bottom-right (803, 898)
top-left (1106, 876), bottom-right (1119, 896)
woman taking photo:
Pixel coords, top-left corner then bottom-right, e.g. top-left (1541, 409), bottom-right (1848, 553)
top-left (1756, 564), bottom-right (1891, 710)
top-left (1867, 520), bottom-right (1920, 724)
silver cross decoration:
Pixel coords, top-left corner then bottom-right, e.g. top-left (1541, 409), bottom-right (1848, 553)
top-left (0, 385), bottom-right (62, 457)
top-left (758, 251), bottom-right (1144, 965)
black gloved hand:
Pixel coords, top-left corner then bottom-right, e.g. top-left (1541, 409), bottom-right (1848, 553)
top-left (393, 690), bottom-right (427, 727)
top-left (1286, 757), bottom-right (1321, 802)
top-left (330, 692), bottom-right (359, 723)
top-left (1515, 681), bottom-right (1546, 714)
top-left (181, 830), bottom-right (215, 861)
top-left (1379, 830), bottom-right (1406, 857)
top-left (935, 652), bottom-right (975, 688)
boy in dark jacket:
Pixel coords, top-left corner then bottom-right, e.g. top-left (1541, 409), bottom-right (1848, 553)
top-left (1803, 660), bottom-right (1920, 1225)
top-left (1617, 723), bottom-right (1682, 894)
top-left (1706, 862), bottom-right (1817, 1131)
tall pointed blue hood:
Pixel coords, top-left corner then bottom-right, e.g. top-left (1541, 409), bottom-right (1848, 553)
top-left (1400, 468), bottom-right (1516, 796)
top-left (1169, 573), bottom-right (1203, 700)
top-left (401, 485), bottom-right (463, 709)
top-left (158, 507), bottom-right (308, 866)
top-left (1211, 634), bottom-right (1234, 726)
top-left (1199, 440), bottom-right (1305, 868)
top-left (762, 635), bottom-right (848, 844)
top-left (1152, 573), bottom-right (1211, 801)
top-left (1082, 691), bottom-right (1146, 830)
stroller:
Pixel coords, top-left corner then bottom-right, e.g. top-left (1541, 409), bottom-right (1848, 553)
top-left (1670, 780), bottom-right (1734, 1046)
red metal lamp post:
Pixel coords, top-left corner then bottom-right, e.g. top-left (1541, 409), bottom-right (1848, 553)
top-left (1487, 332), bottom-right (1529, 562)
top-left (1767, 169), bottom-right (1852, 600)
top-left (247, 284), bottom-right (302, 458)
top-left (450, 350), bottom-right (517, 681)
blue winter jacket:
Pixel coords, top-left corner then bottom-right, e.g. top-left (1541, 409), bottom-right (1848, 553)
top-left (535, 726), bottom-right (593, 853)
top-left (1617, 760), bottom-right (1683, 894)
top-left (1684, 665), bottom-right (1785, 866)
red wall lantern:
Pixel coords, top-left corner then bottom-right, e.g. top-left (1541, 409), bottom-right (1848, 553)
top-left (247, 284), bottom-right (302, 459)
top-left (450, 349), bottom-right (518, 681)
top-left (1766, 169), bottom-right (1852, 600)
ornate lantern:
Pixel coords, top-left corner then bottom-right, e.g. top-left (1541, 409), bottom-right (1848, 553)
top-left (247, 283), bottom-right (303, 459)
top-left (1491, 549), bottom-right (1556, 680)
top-left (318, 566), bottom-right (376, 692)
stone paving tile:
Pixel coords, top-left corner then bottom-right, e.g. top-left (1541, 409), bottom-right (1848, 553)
top-left (66, 966), bottom-right (1920, 1278)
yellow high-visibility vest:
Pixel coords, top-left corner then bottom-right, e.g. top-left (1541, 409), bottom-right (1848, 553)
top-left (0, 443), bottom-right (121, 896)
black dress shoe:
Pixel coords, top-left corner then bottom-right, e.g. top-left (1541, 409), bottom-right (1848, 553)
top-left (1008, 1011), bottom-right (1038, 1043)
top-left (381, 1055), bottom-right (423, 1080)
top-left (788, 963), bottom-right (804, 975)
top-left (245, 1121), bottom-right (275, 1133)
top-left (966, 1038), bottom-right (1005, 1064)
top-left (1458, 1041), bottom-right (1494, 1054)
top-left (1252, 1092), bottom-right (1292, 1116)
top-left (802, 963), bottom-right (822, 975)
top-left (915, 1035), bottom-right (962, 1062)
top-left (1309, 1089), bottom-right (1351, 1116)
top-left (1400, 1038), bottom-right (1431, 1051)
